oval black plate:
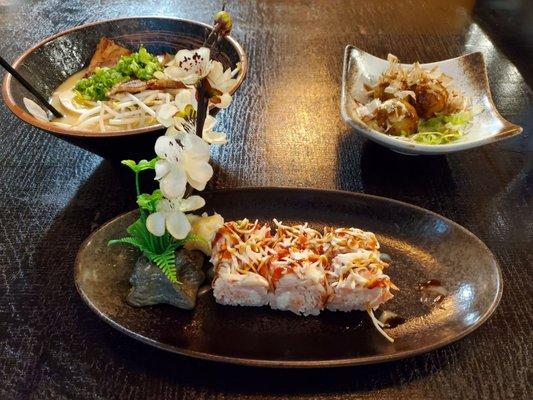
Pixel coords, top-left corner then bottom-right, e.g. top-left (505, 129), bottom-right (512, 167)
top-left (75, 188), bottom-right (502, 368)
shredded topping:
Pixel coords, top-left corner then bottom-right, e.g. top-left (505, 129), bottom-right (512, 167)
top-left (328, 250), bottom-right (397, 291)
top-left (210, 219), bottom-right (273, 279)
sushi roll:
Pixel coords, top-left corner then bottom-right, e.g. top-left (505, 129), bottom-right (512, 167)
top-left (211, 219), bottom-right (273, 307)
top-left (326, 249), bottom-right (396, 312)
top-left (209, 219), bottom-right (399, 341)
top-left (268, 221), bottom-right (329, 316)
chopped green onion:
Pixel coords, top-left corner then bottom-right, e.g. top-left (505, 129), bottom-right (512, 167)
top-left (74, 46), bottom-right (162, 101)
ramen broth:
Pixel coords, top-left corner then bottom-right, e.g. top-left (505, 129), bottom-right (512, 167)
top-left (50, 69), bottom-right (91, 127)
top-left (48, 67), bottom-right (171, 132)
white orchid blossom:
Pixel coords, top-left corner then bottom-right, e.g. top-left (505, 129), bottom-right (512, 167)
top-left (155, 87), bottom-right (227, 144)
top-left (169, 113), bottom-right (227, 145)
top-left (146, 195), bottom-right (206, 239)
top-left (164, 47), bottom-right (212, 85)
top-left (206, 61), bottom-right (240, 108)
top-left (155, 89), bottom-right (197, 127)
top-left (148, 46), bottom-right (234, 244)
top-left (112, 13), bottom-right (238, 285)
top-left (154, 132), bottom-right (213, 198)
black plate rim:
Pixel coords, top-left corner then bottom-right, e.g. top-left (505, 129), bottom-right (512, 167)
top-left (74, 187), bottom-right (503, 368)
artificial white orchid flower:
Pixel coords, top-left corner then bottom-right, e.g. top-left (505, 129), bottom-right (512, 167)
top-left (163, 92), bottom-right (225, 144)
top-left (146, 195), bottom-right (206, 239)
top-left (206, 61), bottom-right (239, 108)
top-left (164, 47), bottom-right (212, 85)
top-left (154, 135), bottom-right (188, 199)
top-left (208, 61), bottom-right (239, 92)
top-left (154, 132), bottom-right (213, 198)
top-left (168, 113), bottom-right (227, 145)
top-left (173, 89), bottom-right (227, 144)
top-left (155, 89), bottom-right (197, 128)
top-left (155, 88), bottom-right (227, 144)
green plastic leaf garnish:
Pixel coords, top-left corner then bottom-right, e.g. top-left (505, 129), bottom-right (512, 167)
top-left (121, 157), bottom-right (159, 173)
top-left (108, 218), bottom-right (190, 283)
top-left (136, 189), bottom-right (163, 213)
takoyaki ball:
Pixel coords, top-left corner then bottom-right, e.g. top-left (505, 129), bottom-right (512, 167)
top-left (374, 99), bottom-right (419, 136)
top-left (412, 83), bottom-right (448, 118)
top-left (371, 83), bottom-right (396, 101)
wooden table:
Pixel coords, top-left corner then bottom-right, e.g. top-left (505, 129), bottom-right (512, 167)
top-left (0, 0), bottom-right (531, 398)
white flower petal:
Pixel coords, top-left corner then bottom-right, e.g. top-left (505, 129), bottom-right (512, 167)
top-left (168, 47), bottom-right (212, 85)
top-left (164, 66), bottom-right (189, 81)
top-left (231, 63), bottom-right (241, 78)
top-left (175, 89), bottom-right (197, 111)
top-left (146, 212), bottom-right (166, 237)
top-left (186, 160), bottom-right (213, 191)
top-left (203, 114), bottom-right (216, 131)
top-left (155, 199), bottom-right (173, 213)
top-left (203, 130), bottom-right (227, 144)
top-left (165, 125), bottom-right (181, 138)
top-left (154, 159), bottom-right (170, 180)
top-left (207, 61), bottom-right (224, 82)
top-left (181, 133), bottom-right (210, 158)
top-left (207, 60), bottom-right (238, 95)
top-left (222, 67), bottom-right (233, 81)
top-left (160, 167), bottom-right (187, 199)
top-left (156, 103), bottom-right (178, 127)
top-left (194, 47), bottom-right (212, 76)
top-left (178, 195), bottom-right (206, 212)
top-left (213, 93), bottom-right (232, 109)
top-left (166, 211), bottom-right (191, 240)
top-left (187, 177), bottom-right (208, 191)
top-left (155, 136), bottom-right (177, 159)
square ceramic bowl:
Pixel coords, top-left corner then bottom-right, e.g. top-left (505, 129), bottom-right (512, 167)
top-left (340, 46), bottom-right (522, 155)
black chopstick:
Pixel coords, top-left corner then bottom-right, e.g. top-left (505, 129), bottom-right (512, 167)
top-left (0, 55), bottom-right (63, 118)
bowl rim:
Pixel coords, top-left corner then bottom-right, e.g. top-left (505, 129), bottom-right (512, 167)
top-left (1, 16), bottom-right (248, 138)
top-left (340, 45), bottom-right (523, 154)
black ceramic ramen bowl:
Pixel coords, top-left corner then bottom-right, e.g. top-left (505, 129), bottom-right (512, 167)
top-left (1, 17), bottom-right (247, 159)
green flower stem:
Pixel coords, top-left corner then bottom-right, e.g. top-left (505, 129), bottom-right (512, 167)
top-left (134, 171), bottom-right (147, 221)
top-left (134, 171), bottom-right (141, 197)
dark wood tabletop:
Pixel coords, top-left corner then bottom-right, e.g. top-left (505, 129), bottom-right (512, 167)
top-left (0, 0), bottom-right (531, 399)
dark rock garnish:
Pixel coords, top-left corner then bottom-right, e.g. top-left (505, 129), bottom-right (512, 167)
top-left (127, 249), bottom-right (205, 309)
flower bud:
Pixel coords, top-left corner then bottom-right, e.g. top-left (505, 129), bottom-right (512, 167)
top-left (214, 10), bottom-right (232, 36)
